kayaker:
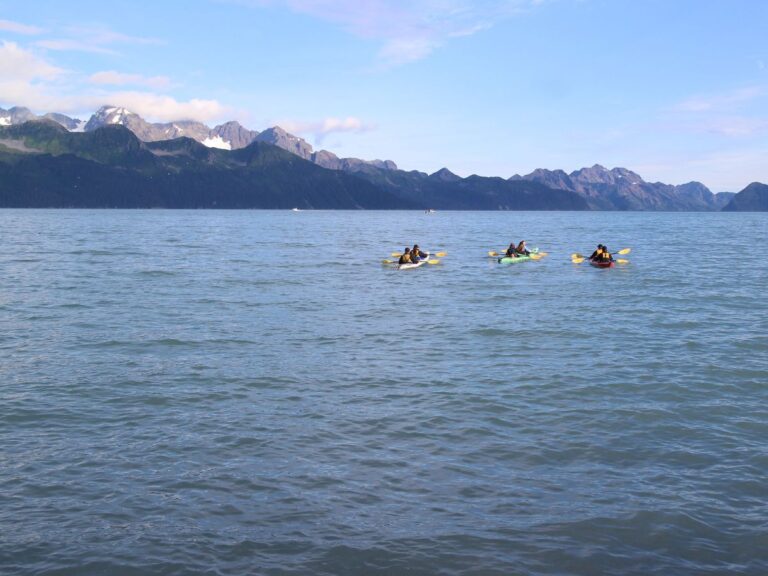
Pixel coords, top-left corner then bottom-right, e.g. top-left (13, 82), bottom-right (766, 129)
top-left (398, 247), bottom-right (412, 265)
top-left (505, 243), bottom-right (518, 258)
top-left (589, 244), bottom-right (604, 261)
top-left (516, 240), bottom-right (530, 256)
top-left (411, 244), bottom-right (428, 262)
top-left (597, 246), bottom-right (614, 262)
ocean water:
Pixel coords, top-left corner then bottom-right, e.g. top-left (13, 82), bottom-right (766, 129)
top-left (1, 209), bottom-right (766, 576)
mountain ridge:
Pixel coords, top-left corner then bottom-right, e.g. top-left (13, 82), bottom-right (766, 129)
top-left (722, 182), bottom-right (768, 211)
top-left (0, 121), bottom-right (408, 209)
top-left (6, 105), bottom-right (399, 174)
top-left (511, 164), bottom-right (734, 211)
top-left (1, 105), bottom-right (761, 211)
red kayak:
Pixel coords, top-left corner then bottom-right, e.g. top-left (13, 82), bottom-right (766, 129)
top-left (590, 259), bottom-right (615, 268)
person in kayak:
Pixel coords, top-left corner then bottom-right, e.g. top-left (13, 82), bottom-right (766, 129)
top-left (505, 243), bottom-right (519, 258)
top-left (589, 244), bottom-right (604, 261)
top-left (516, 240), bottom-right (530, 256)
top-left (596, 246), bottom-right (614, 262)
top-left (411, 244), bottom-right (428, 263)
top-left (398, 247), bottom-right (412, 265)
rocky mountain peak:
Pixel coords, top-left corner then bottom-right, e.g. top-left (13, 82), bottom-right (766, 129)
top-left (255, 127), bottom-right (314, 160)
top-left (430, 167), bottom-right (461, 182)
top-left (85, 106), bottom-right (138, 130)
top-left (0, 106), bottom-right (37, 125)
top-left (209, 121), bottom-right (259, 150)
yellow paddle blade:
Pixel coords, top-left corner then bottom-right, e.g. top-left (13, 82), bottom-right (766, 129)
top-left (427, 259), bottom-right (440, 265)
top-left (488, 251), bottom-right (499, 257)
top-left (434, 251), bottom-right (447, 257)
top-left (572, 257), bottom-right (585, 264)
top-left (391, 252), bottom-right (402, 257)
top-left (571, 253), bottom-right (584, 259)
top-left (382, 259), bottom-right (396, 265)
top-left (529, 254), bottom-right (542, 260)
top-left (618, 248), bottom-right (631, 255)
top-left (616, 258), bottom-right (629, 264)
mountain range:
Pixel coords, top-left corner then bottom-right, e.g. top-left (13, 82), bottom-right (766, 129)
top-left (510, 166), bottom-right (735, 211)
top-left (0, 104), bottom-right (764, 210)
top-left (0, 121), bottom-right (402, 209)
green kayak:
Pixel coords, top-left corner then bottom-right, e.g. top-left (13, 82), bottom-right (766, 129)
top-left (498, 254), bottom-right (533, 264)
top-left (497, 247), bottom-right (538, 264)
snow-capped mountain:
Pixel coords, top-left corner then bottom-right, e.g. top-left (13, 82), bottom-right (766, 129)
top-left (1, 104), bottom-right (399, 172)
top-left (0, 106), bottom-right (41, 125)
top-left (1, 106), bottom-right (85, 131)
top-left (84, 107), bottom-right (212, 143)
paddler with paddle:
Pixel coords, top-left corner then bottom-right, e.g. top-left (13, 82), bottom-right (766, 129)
top-left (595, 245), bottom-right (614, 263)
top-left (411, 244), bottom-right (428, 263)
top-left (504, 243), bottom-right (519, 258)
top-left (588, 244), bottom-right (604, 261)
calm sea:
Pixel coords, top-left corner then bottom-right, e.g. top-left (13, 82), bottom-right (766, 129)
top-left (1, 209), bottom-right (766, 576)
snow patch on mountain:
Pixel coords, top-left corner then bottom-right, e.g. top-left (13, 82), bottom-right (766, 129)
top-left (202, 136), bottom-right (232, 150)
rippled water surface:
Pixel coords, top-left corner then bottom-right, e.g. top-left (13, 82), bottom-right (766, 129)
top-left (1, 209), bottom-right (767, 575)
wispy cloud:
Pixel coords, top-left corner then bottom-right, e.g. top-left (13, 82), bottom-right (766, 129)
top-left (0, 19), bottom-right (44, 35)
top-left (230, 0), bottom-right (542, 65)
top-left (277, 116), bottom-right (374, 143)
top-left (35, 39), bottom-right (118, 55)
top-left (636, 147), bottom-right (768, 192)
top-left (675, 86), bottom-right (765, 112)
top-left (701, 116), bottom-right (768, 137)
top-left (34, 25), bottom-right (162, 55)
top-left (670, 85), bottom-right (768, 139)
top-left (89, 71), bottom-right (172, 90)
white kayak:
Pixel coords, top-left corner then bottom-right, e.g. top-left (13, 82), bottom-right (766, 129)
top-left (398, 252), bottom-right (430, 270)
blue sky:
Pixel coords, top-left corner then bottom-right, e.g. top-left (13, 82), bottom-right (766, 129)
top-left (1, 0), bottom-right (766, 191)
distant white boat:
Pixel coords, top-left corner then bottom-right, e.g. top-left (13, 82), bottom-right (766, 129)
top-left (291, 207), bottom-right (301, 212)
top-left (425, 208), bottom-right (436, 214)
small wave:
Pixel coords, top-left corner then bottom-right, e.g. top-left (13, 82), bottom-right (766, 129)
top-left (137, 270), bottom-right (177, 277)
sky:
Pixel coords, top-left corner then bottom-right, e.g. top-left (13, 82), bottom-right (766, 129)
top-left (1, 0), bottom-right (766, 191)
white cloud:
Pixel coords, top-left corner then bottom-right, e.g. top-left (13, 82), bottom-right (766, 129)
top-left (89, 71), bottom-right (172, 89)
top-left (0, 41), bottom-right (64, 80)
top-left (91, 92), bottom-right (228, 122)
top-left (0, 19), bottom-right (44, 35)
top-left (231, 0), bottom-right (542, 65)
top-left (0, 41), bottom-right (71, 110)
top-left (277, 116), bottom-right (374, 142)
top-left (0, 41), bottom-right (226, 124)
